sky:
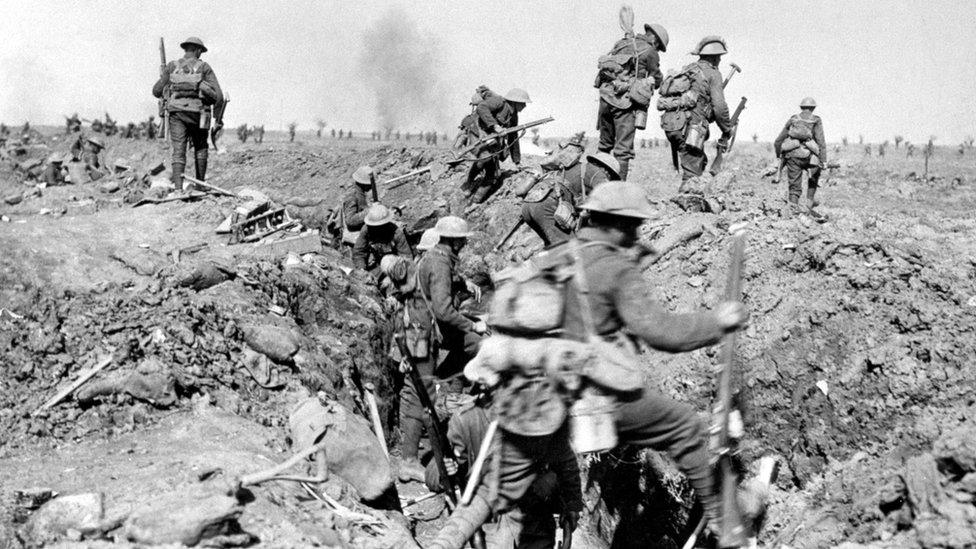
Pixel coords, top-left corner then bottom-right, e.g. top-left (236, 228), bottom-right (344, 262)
top-left (1, 0), bottom-right (974, 144)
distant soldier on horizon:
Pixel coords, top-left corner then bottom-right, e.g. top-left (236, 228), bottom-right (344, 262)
top-left (288, 123), bottom-right (297, 142)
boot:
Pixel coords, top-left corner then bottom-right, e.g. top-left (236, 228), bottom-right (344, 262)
top-left (170, 162), bottom-right (185, 191)
top-left (427, 494), bottom-right (492, 549)
top-left (616, 158), bottom-right (630, 180)
top-left (806, 186), bottom-right (819, 208)
top-left (194, 149), bottom-right (209, 181)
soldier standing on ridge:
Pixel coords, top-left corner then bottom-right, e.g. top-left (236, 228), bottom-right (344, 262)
top-left (658, 36), bottom-right (732, 183)
top-left (595, 21), bottom-right (668, 180)
top-left (774, 97), bottom-right (827, 208)
top-left (152, 36), bottom-right (224, 190)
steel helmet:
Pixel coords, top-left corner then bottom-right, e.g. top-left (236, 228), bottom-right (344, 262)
top-left (364, 203), bottom-right (394, 226)
top-left (692, 35), bottom-right (727, 56)
top-left (504, 88), bottom-right (531, 104)
top-left (417, 228), bottom-right (440, 250)
top-left (470, 93), bottom-right (483, 105)
top-left (585, 152), bottom-right (621, 179)
top-left (434, 215), bottom-right (474, 238)
top-left (800, 97), bottom-right (817, 108)
top-left (644, 23), bottom-right (670, 52)
top-left (180, 36), bottom-right (208, 53)
top-left (580, 181), bottom-right (658, 219)
top-left (87, 136), bottom-right (104, 149)
top-left (352, 165), bottom-right (374, 185)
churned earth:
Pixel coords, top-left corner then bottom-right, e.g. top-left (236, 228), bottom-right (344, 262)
top-left (0, 127), bottom-right (974, 548)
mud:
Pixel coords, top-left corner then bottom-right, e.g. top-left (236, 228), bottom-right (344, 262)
top-left (2, 128), bottom-right (975, 547)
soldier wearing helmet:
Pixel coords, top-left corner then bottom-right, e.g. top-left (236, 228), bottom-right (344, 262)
top-left (660, 36), bottom-right (733, 184)
top-left (774, 97), bottom-right (827, 209)
top-left (342, 165), bottom-right (376, 233)
top-left (352, 203), bottom-right (412, 272)
top-left (426, 181), bottom-right (750, 549)
top-left (595, 21), bottom-right (669, 180)
top-left (466, 88), bottom-right (531, 203)
top-left (521, 151), bottom-right (622, 246)
top-left (152, 36), bottom-right (223, 190)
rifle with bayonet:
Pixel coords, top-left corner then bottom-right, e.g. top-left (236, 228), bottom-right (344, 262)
top-left (713, 234), bottom-right (748, 548)
top-left (158, 38), bottom-right (169, 140)
top-left (449, 117), bottom-right (555, 166)
top-left (708, 97), bottom-right (747, 176)
top-left (386, 165), bottom-right (432, 190)
top-left (405, 362), bottom-right (487, 549)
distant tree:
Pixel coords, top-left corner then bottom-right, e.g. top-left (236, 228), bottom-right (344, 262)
top-left (894, 135), bottom-right (903, 148)
top-left (752, 133), bottom-right (758, 143)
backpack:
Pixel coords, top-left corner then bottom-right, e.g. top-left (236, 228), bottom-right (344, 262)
top-left (391, 269), bottom-right (442, 360)
top-left (656, 63), bottom-right (705, 112)
top-left (787, 115), bottom-right (815, 141)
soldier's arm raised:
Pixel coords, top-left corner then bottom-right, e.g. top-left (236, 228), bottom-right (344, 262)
top-left (617, 268), bottom-right (726, 352)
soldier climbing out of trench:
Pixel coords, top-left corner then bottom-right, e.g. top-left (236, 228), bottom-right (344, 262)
top-left (466, 88), bottom-right (531, 204)
top-left (425, 181), bottom-right (752, 549)
top-left (774, 97), bottom-right (827, 212)
top-left (152, 36), bottom-right (223, 191)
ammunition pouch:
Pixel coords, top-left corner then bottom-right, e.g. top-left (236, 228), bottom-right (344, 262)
top-left (627, 78), bottom-right (656, 108)
top-left (168, 97), bottom-right (204, 114)
top-left (660, 110), bottom-right (689, 133)
top-left (170, 72), bottom-right (202, 97)
top-left (552, 183), bottom-right (576, 232)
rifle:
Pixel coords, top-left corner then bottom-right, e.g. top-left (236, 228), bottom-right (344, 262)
top-left (708, 97), bottom-right (747, 176)
top-left (158, 38), bottom-right (169, 140)
top-left (669, 141), bottom-right (680, 172)
top-left (386, 165), bottom-right (432, 190)
top-left (713, 234), bottom-right (748, 548)
top-left (368, 171), bottom-right (379, 202)
top-left (211, 91), bottom-right (228, 152)
top-left (448, 117), bottom-right (555, 166)
top-left (494, 218), bottom-right (525, 252)
top-left (405, 362), bottom-right (487, 549)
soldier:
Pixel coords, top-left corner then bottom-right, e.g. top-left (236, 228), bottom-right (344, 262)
top-left (352, 204), bottom-right (413, 272)
top-left (417, 216), bottom-right (487, 363)
top-left (338, 129), bottom-right (344, 139)
top-left (424, 394), bottom-right (581, 549)
top-left (467, 88), bottom-right (531, 203)
top-left (658, 36), bottom-right (733, 183)
top-left (416, 227), bottom-right (439, 253)
top-left (521, 152), bottom-right (621, 246)
top-left (773, 97), bottom-right (827, 208)
top-left (288, 123), bottom-right (297, 142)
top-left (343, 166), bottom-right (375, 232)
top-left (151, 36), bottom-right (223, 190)
top-left (147, 116), bottom-right (157, 139)
top-left (103, 113), bottom-right (117, 136)
top-left (237, 124), bottom-right (249, 143)
top-left (426, 181), bottom-right (750, 549)
top-left (42, 154), bottom-right (66, 186)
top-left (90, 118), bottom-right (104, 134)
top-left (255, 125), bottom-right (265, 144)
top-left (595, 22), bottom-right (668, 180)
top-left (906, 143), bottom-right (915, 158)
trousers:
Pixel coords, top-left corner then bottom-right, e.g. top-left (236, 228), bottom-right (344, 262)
top-left (521, 196), bottom-right (571, 247)
top-left (665, 130), bottom-right (708, 182)
top-left (597, 100), bottom-right (637, 163)
top-left (168, 110), bottom-right (209, 188)
top-left (785, 157), bottom-right (822, 203)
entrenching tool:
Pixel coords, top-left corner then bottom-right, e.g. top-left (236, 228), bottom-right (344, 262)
top-left (712, 234), bottom-right (749, 547)
top-left (722, 63), bottom-right (741, 89)
top-left (709, 97), bottom-right (747, 176)
top-left (448, 117), bottom-right (555, 166)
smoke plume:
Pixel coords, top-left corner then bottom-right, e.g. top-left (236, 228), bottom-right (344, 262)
top-left (360, 8), bottom-right (449, 132)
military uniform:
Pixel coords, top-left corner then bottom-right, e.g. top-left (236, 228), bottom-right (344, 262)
top-left (417, 243), bottom-right (482, 360)
top-left (425, 403), bottom-right (579, 549)
top-left (467, 92), bottom-right (524, 202)
top-left (352, 224), bottom-right (412, 271)
top-left (774, 108), bottom-right (827, 205)
top-left (152, 37), bottom-right (223, 189)
top-left (520, 158), bottom-right (614, 247)
top-left (595, 29), bottom-right (665, 180)
top-left (342, 185), bottom-right (370, 232)
top-left (662, 59), bottom-right (731, 182)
